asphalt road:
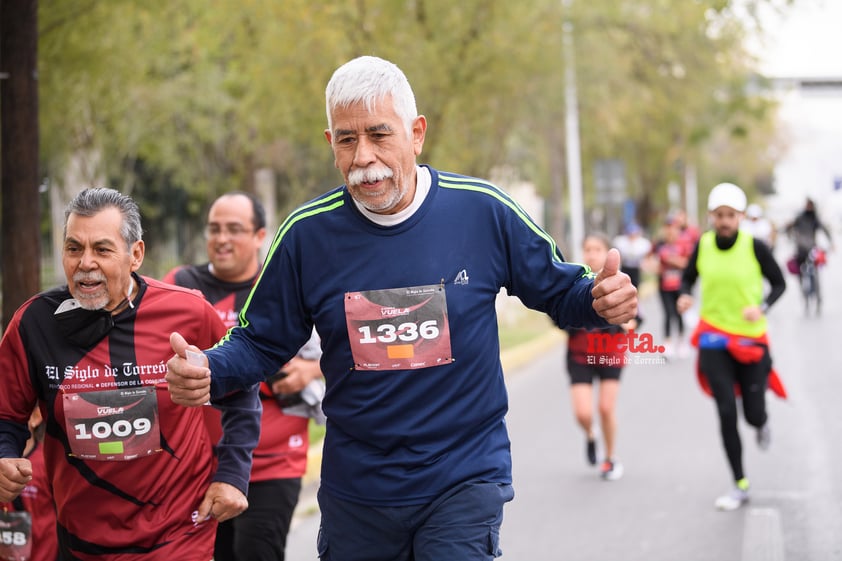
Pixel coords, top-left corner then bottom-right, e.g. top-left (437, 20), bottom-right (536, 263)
top-left (286, 245), bottom-right (841, 560)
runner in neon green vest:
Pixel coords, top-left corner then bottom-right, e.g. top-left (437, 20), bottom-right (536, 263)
top-left (676, 183), bottom-right (786, 511)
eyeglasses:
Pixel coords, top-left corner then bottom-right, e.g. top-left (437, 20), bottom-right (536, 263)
top-left (204, 224), bottom-right (255, 239)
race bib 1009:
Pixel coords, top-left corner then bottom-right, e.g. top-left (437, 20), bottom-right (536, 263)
top-left (62, 387), bottom-right (162, 461)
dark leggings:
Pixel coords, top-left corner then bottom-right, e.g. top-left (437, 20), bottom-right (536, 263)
top-left (700, 347), bottom-right (771, 481)
top-left (214, 477), bottom-right (302, 561)
top-left (658, 289), bottom-right (684, 338)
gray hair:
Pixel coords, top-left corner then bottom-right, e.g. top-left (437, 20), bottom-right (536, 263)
top-left (64, 188), bottom-right (143, 248)
top-left (325, 56), bottom-right (418, 136)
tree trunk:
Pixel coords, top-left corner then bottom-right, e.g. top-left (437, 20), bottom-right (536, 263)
top-left (1, 0), bottom-right (41, 330)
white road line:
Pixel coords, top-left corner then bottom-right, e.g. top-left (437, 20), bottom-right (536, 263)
top-left (742, 507), bottom-right (785, 561)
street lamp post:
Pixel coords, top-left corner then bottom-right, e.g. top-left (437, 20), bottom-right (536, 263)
top-left (562, 0), bottom-right (584, 263)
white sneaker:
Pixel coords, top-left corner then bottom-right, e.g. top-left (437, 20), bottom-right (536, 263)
top-left (715, 486), bottom-right (749, 511)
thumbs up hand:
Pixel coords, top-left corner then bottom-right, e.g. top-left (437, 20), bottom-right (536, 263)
top-left (591, 248), bottom-right (638, 325)
top-left (166, 332), bottom-right (212, 407)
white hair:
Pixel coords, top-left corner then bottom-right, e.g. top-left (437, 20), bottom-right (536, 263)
top-left (325, 56), bottom-right (418, 137)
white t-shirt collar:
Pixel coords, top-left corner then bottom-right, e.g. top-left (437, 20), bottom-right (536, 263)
top-left (353, 165), bottom-right (431, 227)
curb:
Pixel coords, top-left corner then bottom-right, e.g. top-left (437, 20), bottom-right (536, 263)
top-left (500, 329), bottom-right (565, 374)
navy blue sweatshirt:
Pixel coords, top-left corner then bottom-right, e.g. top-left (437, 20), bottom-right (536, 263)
top-left (206, 166), bottom-right (608, 505)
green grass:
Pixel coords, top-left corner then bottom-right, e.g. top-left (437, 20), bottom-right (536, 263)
top-left (308, 418), bottom-right (326, 445)
top-left (497, 303), bottom-right (556, 349)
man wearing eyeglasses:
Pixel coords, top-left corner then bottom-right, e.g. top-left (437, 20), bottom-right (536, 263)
top-left (166, 192), bottom-right (268, 319)
top-left (163, 192), bottom-right (323, 561)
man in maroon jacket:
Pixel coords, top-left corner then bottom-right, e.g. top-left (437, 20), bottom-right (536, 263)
top-left (0, 188), bottom-right (260, 561)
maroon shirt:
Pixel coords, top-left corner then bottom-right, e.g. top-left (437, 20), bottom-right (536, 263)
top-left (0, 276), bottom-right (259, 561)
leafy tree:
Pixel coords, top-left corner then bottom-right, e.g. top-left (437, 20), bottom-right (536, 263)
top-left (34, 0), bottom-right (793, 276)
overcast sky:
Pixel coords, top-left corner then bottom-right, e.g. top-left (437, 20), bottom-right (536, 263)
top-left (739, 0), bottom-right (842, 223)
top-left (753, 0), bottom-right (842, 78)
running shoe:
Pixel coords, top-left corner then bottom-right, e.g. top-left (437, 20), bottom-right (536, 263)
top-left (586, 438), bottom-right (597, 466)
top-left (757, 423), bottom-right (771, 451)
top-left (600, 459), bottom-right (623, 481)
top-left (715, 482), bottom-right (749, 511)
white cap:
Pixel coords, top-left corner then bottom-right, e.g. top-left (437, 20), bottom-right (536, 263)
top-left (746, 203), bottom-right (762, 218)
top-left (707, 182), bottom-right (747, 212)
